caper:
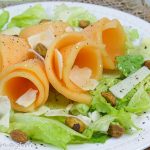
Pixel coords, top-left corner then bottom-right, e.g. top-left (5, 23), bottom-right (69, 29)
top-left (35, 43), bottom-right (47, 58)
top-left (65, 117), bottom-right (86, 133)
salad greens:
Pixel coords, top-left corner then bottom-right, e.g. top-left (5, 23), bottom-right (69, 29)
top-left (70, 103), bottom-right (90, 116)
top-left (89, 115), bottom-right (115, 133)
top-left (9, 114), bottom-right (87, 149)
top-left (51, 4), bottom-right (96, 27)
top-left (116, 55), bottom-right (144, 77)
top-left (136, 38), bottom-right (150, 60)
top-left (8, 4), bottom-right (48, 28)
top-left (125, 28), bottom-right (139, 53)
top-left (91, 78), bottom-right (138, 132)
top-left (0, 10), bottom-right (9, 30)
top-left (126, 86), bottom-right (150, 114)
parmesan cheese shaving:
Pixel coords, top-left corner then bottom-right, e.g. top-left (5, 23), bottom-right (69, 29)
top-left (69, 65), bottom-right (98, 91)
top-left (16, 88), bottom-right (38, 107)
top-left (110, 66), bottom-right (150, 99)
top-left (54, 49), bottom-right (63, 79)
top-left (0, 96), bottom-right (11, 128)
top-left (28, 30), bottom-right (54, 49)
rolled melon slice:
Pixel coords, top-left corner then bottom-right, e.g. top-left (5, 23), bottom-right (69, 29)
top-left (0, 59), bottom-right (49, 112)
top-left (83, 18), bottom-right (126, 70)
top-left (0, 35), bottom-right (31, 72)
top-left (20, 21), bottom-right (69, 39)
top-left (45, 32), bottom-right (103, 104)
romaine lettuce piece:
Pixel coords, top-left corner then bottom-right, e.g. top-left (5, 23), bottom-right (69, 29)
top-left (70, 103), bottom-right (89, 116)
top-left (8, 114), bottom-right (87, 149)
top-left (0, 10), bottom-right (9, 30)
top-left (113, 109), bottom-right (138, 131)
top-left (125, 28), bottom-right (139, 54)
top-left (91, 78), bottom-right (138, 132)
top-left (51, 4), bottom-right (96, 27)
top-left (88, 132), bottom-right (109, 143)
top-left (92, 95), bottom-right (115, 114)
top-left (116, 55), bottom-right (144, 77)
top-left (89, 115), bottom-right (115, 133)
top-left (91, 78), bottom-right (119, 113)
top-left (126, 86), bottom-right (150, 114)
top-left (8, 4), bottom-right (48, 28)
top-left (137, 38), bottom-right (150, 60)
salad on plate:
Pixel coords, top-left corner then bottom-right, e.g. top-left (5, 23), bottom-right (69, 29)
top-left (0, 3), bottom-right (150, 150)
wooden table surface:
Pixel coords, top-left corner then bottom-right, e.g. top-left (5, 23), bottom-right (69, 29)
top-left (0, 0), bottom-right (150, 149)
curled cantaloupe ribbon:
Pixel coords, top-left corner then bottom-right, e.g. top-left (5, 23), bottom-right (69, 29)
top-left (0, 35), bottom-right (31, 72)
top-left (83, 18), bottom-right (126, 70)
top-left (45, 32), bottom-right (103, 104)
top-left (20, 21), bottom-right (69, 40)
top-left (0, 59), bottom-right (49, 112)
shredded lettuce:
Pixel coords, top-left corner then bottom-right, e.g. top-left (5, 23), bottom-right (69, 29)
top-left (116, 55), bottom-right (144, 77)
top-left (51, 4), bottom-right (96, 27)
top-left (70, 103), bottom-right (89, 116)
top-left (126, 86), bottom-right (150, 114)
top-left (8, 4), bottom-right (48, 28)
top-left (0, 10), bottom-right (9, 30)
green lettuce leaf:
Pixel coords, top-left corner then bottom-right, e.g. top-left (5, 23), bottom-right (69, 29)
top-left (113, 109), bottom-right (138, 131)
top-left (125, 28), bottom-right (139, 54)
top-left (91, 78), bottom-right (138, 132)
top-left (89, 115), bottom-right (115, 133)
top-left (70, 103), bottom-right (89, 116)
top-left (0, 10), bottom-right (9, 30)
top-left (91, 78), bottom-right (120, 113)
top-left (92, 95), bottom-right (115, 114)
top-left (136, 38), bottom-right (150, 60)
top-left (116, 55), bottom-right (144, 77)
top-left (8, 114), bottom-right (87, 149)
top-left (126, 86), bottom-right (150, 114)
top-left (52, 4), bottom-right (96, 27)
top-left (88, 132), bottom-right (109, 143)
top-left (8, 4), bottom-right (48, 28)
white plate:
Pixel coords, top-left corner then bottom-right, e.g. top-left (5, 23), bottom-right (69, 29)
top-left (1, 1), bottom-right (150, 150)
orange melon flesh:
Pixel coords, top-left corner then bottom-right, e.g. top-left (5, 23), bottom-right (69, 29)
top-left (0, 59), bottom-right (49, 112)
top-left (20, 21), bottom-right (69, 40)
top-left (0, 35), bottom-right (31, 72)
top-left (83, 18), bottom-right (126, 70)
top-left (45, 32), bottom-right (103, 104)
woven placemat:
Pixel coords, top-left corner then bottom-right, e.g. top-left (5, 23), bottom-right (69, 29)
top-left (0, 0), bottom-right (150, 22)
